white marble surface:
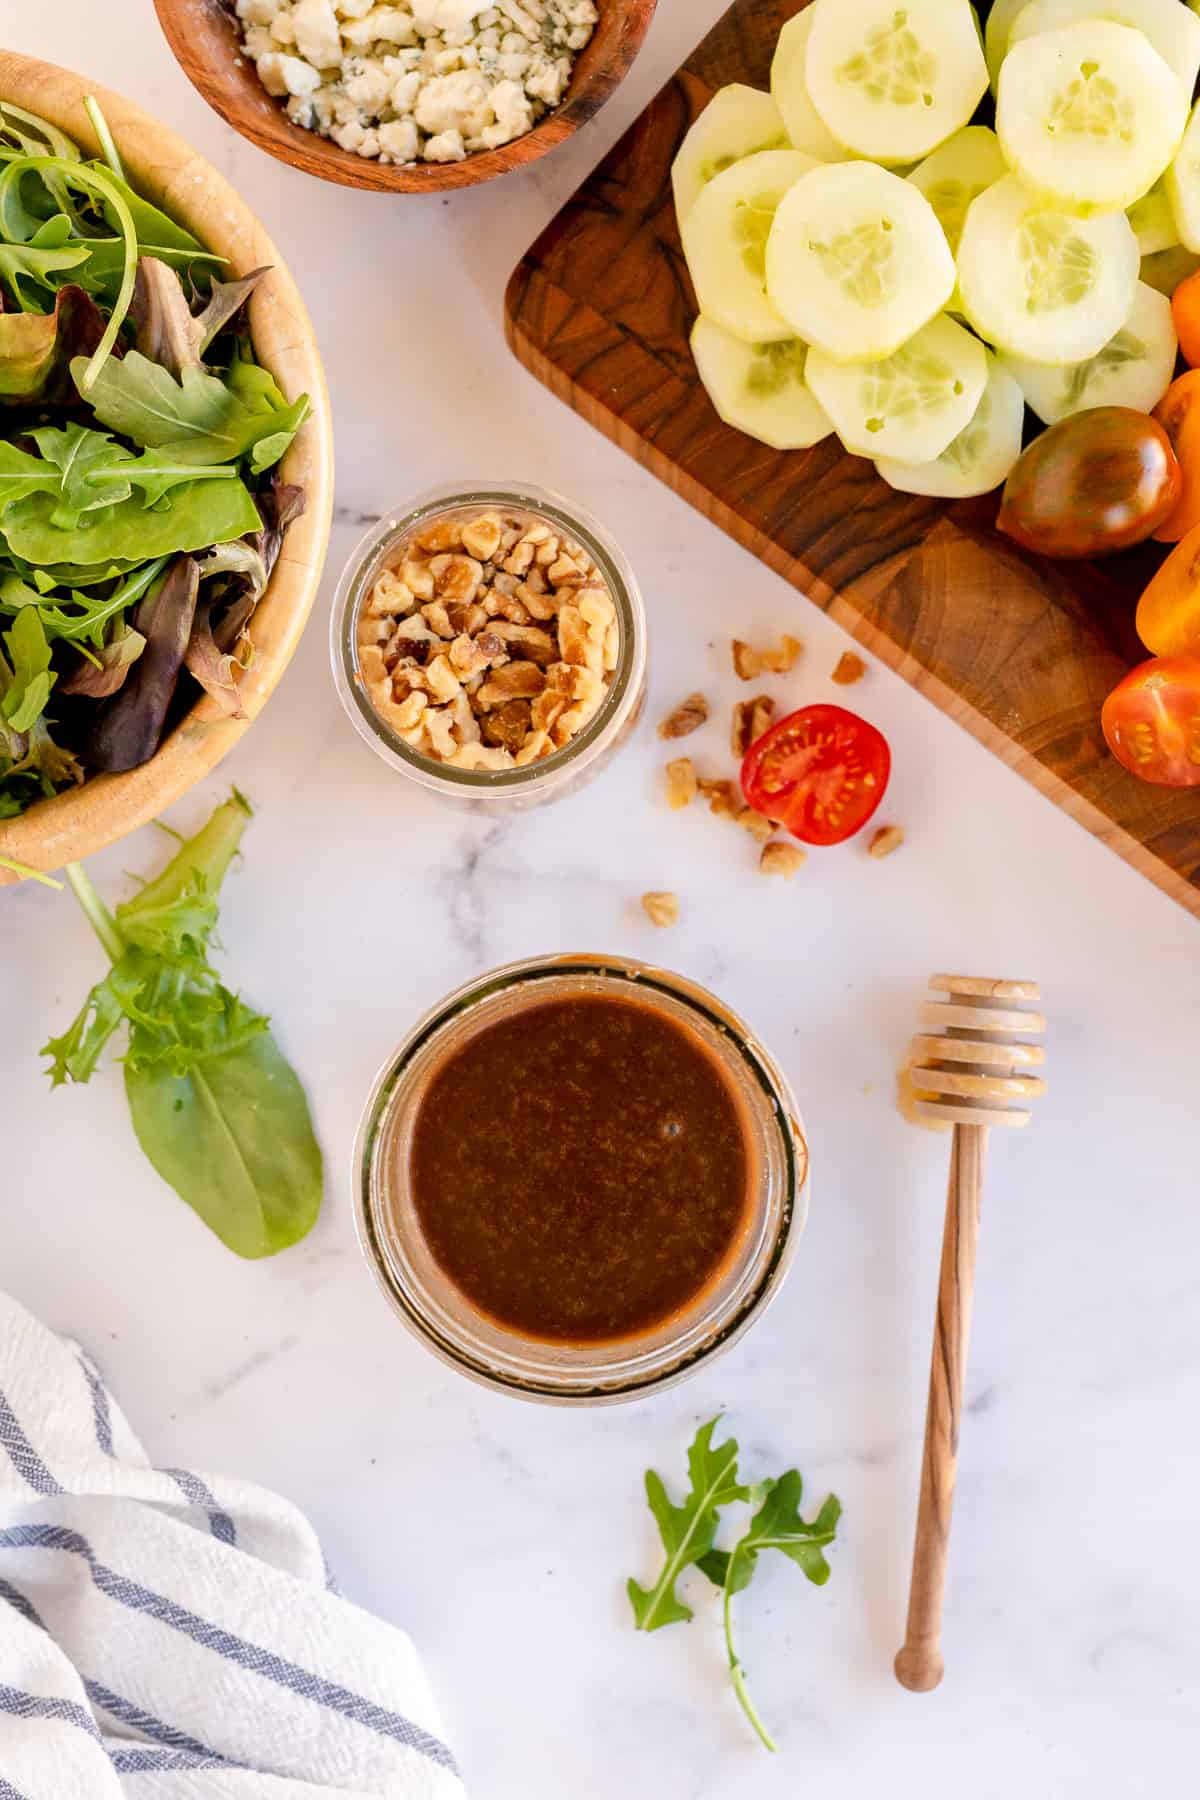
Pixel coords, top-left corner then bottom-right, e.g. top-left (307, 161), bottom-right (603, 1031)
top-left (4, 3), bottom-right (1200, 1793)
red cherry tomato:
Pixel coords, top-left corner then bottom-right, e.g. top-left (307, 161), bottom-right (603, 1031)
top-left (741, 703), bottom-right (891, 845)
top-left (1101, 652), bottom-right (1200, 786)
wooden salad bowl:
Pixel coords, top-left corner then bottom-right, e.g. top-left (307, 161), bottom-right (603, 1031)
top-left (152, 0), bottom-right (659, 193)
top-left (0, 50), bottom-right (333, 885)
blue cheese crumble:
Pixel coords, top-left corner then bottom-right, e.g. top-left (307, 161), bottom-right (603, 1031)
top-left (235, 0), bottom-right (600, 164)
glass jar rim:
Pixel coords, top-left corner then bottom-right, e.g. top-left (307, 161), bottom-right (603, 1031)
top-left (330, 482), bottom-right (646, 796)
top-left (353, 953), bottom-right (809, 1405)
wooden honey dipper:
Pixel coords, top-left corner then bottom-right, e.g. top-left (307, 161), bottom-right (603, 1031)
top-left (894, 975), bottom-right (1046, 1694)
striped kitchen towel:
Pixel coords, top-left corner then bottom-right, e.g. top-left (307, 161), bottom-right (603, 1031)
top-left (0, 1289), bottom-right (463, 1799)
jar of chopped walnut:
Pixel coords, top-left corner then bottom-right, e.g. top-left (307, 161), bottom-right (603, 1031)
top-left (332, 485), bottom-right (646, 809)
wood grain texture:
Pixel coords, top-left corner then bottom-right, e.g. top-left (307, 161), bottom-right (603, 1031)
top-left (153, 0), bottom-right (658, 193)
top-left (0, 49), bottom-right (333, 884)
top-left (504, 0), bottom-right (1200, 918)
top-left (895, 1122), bottom-right (985, 1694)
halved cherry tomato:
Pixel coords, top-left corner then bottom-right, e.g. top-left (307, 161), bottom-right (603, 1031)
top-left (1135, 521), bottom-right (1200, 654)
top-left (1152, 371), bottom-right (1200, 542)
top-left (997, 407), bottom-right (1181, 559)
top-left (1101, 652), bottom-right (1200, 786)
top-left (741, 703), bottom-right (890, 845)
top-left (1171, 268), bottom-right (1200, 369)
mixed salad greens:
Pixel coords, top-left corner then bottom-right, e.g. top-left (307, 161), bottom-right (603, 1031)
top-left (0, 98), bottom-right (310, 822)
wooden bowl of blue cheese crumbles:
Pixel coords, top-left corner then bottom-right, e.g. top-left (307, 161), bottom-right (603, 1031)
top-left (152, 0), bottom-right (659, 191)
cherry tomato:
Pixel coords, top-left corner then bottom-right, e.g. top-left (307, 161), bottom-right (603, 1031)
top-left (1101, 652), bottom-right (1200, 786)
top-left (1152, 371), bottom-right (1200, 542)
top-left (997, 407), bottom-right (1181, 559)
top-left (741, 704), bottom-right (890, 845)
top-left (1135, 521), bottom-right (1200, 654)
top-left (1171, 269), bottom-right (1200, 369)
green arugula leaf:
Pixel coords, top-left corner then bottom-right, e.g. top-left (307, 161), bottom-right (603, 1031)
top-left (1, 605), bottom-right (55, 732)
top-left (0, 440), bottom-right (61, 506)
top-left (30, 422), bottom-right (130, 527)
top-left (628, 1429), bottom-right (841, 1754)
top-left (0, 237), bottom-right (90, 310)
top-left (2, 471), bottom-right (260, 566)
top-left (42, 793), bottom-right (323, 1258)
top-left (628, 1419), bottom-right (748, 1631)
top-left (71, 349), bottom-right (310, 470)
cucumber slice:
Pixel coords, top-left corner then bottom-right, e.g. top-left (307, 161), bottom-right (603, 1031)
top-left (1128, 178), bottom-right (1179, 256)
top-left (771, 10), bottom-right (847, 162)
top-left (985, 0), bottom-right (1029, 88)
top-left (997, 22), bottom-right (1186, 214)
top-left (1000, 280), bottom-right (1177, 423)
top-left (690, 316), bottom-right (834, 450)
top-left (805, 0), bottom-right (989, 165)
top-left (672, 85), bottom-right (792, 224)
top-left (1141, 242), bottom-right (1200, 293)
top-left (875, 354), bottom-right (1025, 496)
top-left (765, 162), bottom-right (954, 362)
top-left (907, 126), bottom-right (1007, 257)
top-left (806, 313), bottom-right (988, 463)
top-left (1007, 0), bottom-right (1200, 104)
top-left (1167, 100), bottom-right (1200, 251)
top-left (680, 149), bottom-right (819, 344)
top-left (957, 175), bottom-right (1139, 364)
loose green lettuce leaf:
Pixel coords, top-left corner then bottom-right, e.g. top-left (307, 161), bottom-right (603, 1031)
top-left (0, 102), bottom-right (81, 164)
top-left (627, 1418), bottom-right (748, 1631)
top-left (42, 793), bottom-right (323, 1258)
top-left (627, 1423), bottom-right (841, 1754)
top-left (2, 470), bottom-right (260, 565)
top-left (71, 349), bottom-right (310, 471)
top-left (27, 422), bottom-right (238, 525)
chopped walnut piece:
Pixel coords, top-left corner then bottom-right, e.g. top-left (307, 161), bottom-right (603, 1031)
top-left (657, 692), bottom-right (709, 740)
top-left (531, 690), bottom-right (568, 736)
top-left (359, 644), bottom-right (388, 686)
top-left (732, 640), bottom-right (762, 681)
top-left (515, 729), bottom-right (553, 766)
top-left (665, 757), bottom-right (698, 810)
top-left (503, 540), bottom-right (536, 576)
top-left (761, 634), bottom-right (803, 674)
top-left (478, 663), bottom-right (547, 707)
top-left (425, 655), bottom-right (462, 704)
top-left (698, 777), bottom-right (739, 819)
top-left (482, 698), bottom-right (533, 752)
top-left (413, 519), bottom-right (464, 554)
top-left (731, 693), bottom-right (776, 757)
top-left (737, 807), bottom-right (774, 844)
top-left (400, 559), bottom-right (435, 600)
top-left (460, 514), bottom-right (504, 561)
top-left (832, 651), bottom-right (867, 686)
top-left (389, 690), bottom-right (428, 734)
top-left (760, 841), bottom-right (807, 879)
top-left (424, 706), bottom-right (458, 760)
top-left (489, 622), bottom-right (558, 664)
top-left (364, 571), bottom-right (413, 617)
top-left (446, 601), bottom-right (489, 637)
top-left (429, 554), bottom-right (483, 605)
top-left (448, 742), bottom-right (516, 771)
top-left (868, 824), bottom-right (905, 859)
top-left (421, 601), bottom-right (457, 640)
top-left (516, 581), bottom-right (558, 621)
top-left (641, 891), bottom-right (680, 929)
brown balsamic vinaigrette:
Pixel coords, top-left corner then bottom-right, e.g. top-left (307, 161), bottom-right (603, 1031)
top-left (404, 992), bottom-right (758, 1345)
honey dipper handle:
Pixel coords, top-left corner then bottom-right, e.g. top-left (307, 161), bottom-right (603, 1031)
top-left (895, 1122), bottom-right (987, 1693)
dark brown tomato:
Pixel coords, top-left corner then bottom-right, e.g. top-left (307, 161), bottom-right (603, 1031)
top-left (996, 406), bottom-right (1182, 560)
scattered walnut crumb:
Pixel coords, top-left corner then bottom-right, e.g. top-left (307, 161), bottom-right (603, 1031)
top-left (641, 891), bottom-right (680, 928)
top-left (665, 757), bottom-right (698, 810)
top-left (868, 824), bottom-right (905, 859)
top-left (698, 777), bottom-right (739, 819)
top-left (736, 807), bottom-right (774, 844)
top-left (760, 841), bottom-right (807, 879)
top-left (732, 640), bottom-right (762, 681)
top-left (761, 634), bottom-right (802, 674)
top-left (731, 693), bottom-right (775, 757)
top-left (658, 692), bottom-right (709, 740)
top-left (832, 651), bottom-right (867, 686)
top-left (356, 505), bottom-right (614, 769)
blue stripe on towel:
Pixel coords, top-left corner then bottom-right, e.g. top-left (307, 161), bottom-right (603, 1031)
top-left (85, 1680), bottom-right (227, 1763)
top-left (160, 1468), bottom-right (237, 1547)
top-left (0, 1779), bottom-right (34, 1800)
top-left (0, 1524), bottom-right (458, 1775)
top-left (0, 1390), bottom-right (63, 1496)
top-left (109, 1747), bottom-right (229, 1773)
top-left (75, 1353), bottom-right (114, 1458)
top-left (0, 1578), bottom-right (44, 1630)
top-left (0, 1680), bottom-right (101, 1743)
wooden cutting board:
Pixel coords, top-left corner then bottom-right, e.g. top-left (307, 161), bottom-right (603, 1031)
top-left (505, 0), bottom-right (1200, 918)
